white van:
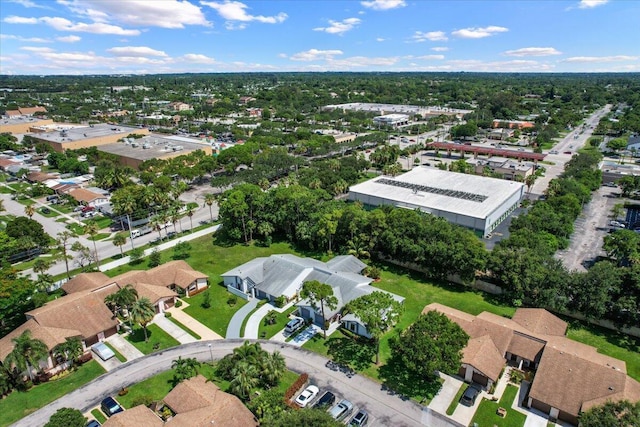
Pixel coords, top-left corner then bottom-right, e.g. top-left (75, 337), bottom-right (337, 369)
top-left (131, 229), bottom-right (141, 238)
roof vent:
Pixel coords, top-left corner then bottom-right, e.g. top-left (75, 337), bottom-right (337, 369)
top-left (609, 386), bottom-right (615, 391)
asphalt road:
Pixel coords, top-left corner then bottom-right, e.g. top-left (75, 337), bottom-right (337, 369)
top-left (12, 340), bottom-right (445, 427)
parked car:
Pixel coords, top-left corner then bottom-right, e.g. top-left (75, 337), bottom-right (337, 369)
top-left (329, 399), bottom-right (354, 420)
top-left (41, 207), bottom-right (51, 214)
top-left (459, 385), bottom-right (480, 406)
top-left (285, 317), bottom-right (305, 334)
top-left (349, 410), bottom-right (369, 426)
top-left (549, 150), bottom-right (559, 154)
top-left (100, 396), bottom-right (124, 417)
top-left (313, 391), bottom-right (336, 409)
top-left (86, 420), bottom-right (101, 427)
top-left (46, 195), bottom-right (59, 202)
top-left (81, 205), bottom-right (95, 213)
top-left (295, 385), bottom-right (320, 407)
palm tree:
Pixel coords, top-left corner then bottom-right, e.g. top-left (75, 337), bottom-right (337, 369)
top-left (106, 284), bottom-right (138, 321)
top-left (24, 204), bottom-right (35, 219)
top-left (129, 297), bottom-right (155, 342)
top-left (186, 207), bottom-right (194, 232)
top-left (84, 221), bottom-right (100, 269)
top-left (525, 174), bottom-right (537, 194)
top-left (259, 351), bottom-right (286, 388)
top-left (229, 361), bottom-right (259, 400)
top-left (53, 337), bottom-right (83, 366)
top-left (169, 206), bottom-right (181, 234)
top-left (112, 234), bottom-right (127, 258)
top-left (151, 215), bottom-right (164, 241)
top-left (4, 330), bottom-right (49, 382)
top-left (0, 199), bottom-right (4, 213)
top-left (171, 356), bottom-right (201, 383)
top-left (56, 231), bottom-right (77, 279)
top-left (0, 365), bottom-right (14, 396)
top-left (204, 193), bottom-right (216, 222)
top-left (233, 341), bottom-right (264, 364)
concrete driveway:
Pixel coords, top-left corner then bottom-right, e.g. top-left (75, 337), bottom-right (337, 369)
top-left (14, 340), bottom-right (437, 427)
top-left (106, 334), bottom-right (144, 361)
top-left (428, 373), bottom-right (464, 413)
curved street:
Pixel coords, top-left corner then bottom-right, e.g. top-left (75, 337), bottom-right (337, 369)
top-left (11, 340), bottom-right (450, 427)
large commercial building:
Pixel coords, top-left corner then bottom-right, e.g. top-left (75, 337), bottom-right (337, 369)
top-left (0, 116), bottom-right (54, 134)
top-left (97, 134), bottom-right (213, 168)
top-left (28, 123), bottom-right (148, 152)
top-left (348, 167), bottom-right (525, 237)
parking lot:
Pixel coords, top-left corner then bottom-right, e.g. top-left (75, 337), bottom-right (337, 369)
top-left (292, 382), bottom-right (377, 426)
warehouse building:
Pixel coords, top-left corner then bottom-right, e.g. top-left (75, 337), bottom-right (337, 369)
top-left (97, 134), bottom-right (213, 169)
top-left (0, 116), bottom-right (54, 134)
top-left (348, 167), bottom-right (525, 237)
top-left (28, 123), bottom-right (148, 152)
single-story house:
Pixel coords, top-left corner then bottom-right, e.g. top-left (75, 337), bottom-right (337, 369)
top-left (0, 262), bottom-right (208, 376)
top-left (68, 187), bottom-right (110, 208)
top-left (423, 303), bottom-right (640, 426)
top-left (222, 254), bottom-right (403, 334)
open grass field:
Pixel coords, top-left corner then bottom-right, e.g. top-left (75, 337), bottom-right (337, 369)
top-left (470, 385), bottom-right (526, 427)
top-left (0, 361), bottom-right (105, 427)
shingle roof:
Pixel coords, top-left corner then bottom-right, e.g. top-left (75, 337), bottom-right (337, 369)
top-left (463, 336), bottom-right (504, 381)
top-left (326, 255), bottom-right (367, 273)
top-left (62, 272), bottom-right (110, 294)
top-left (131, 282), bottom-right (177, 305)
top-left (163, 375), bottom-right (257, 427)
top-left (102, 405), bottom-right (163, 427)
top-left (109, 261), bottom-right (207, 291)
top-left (0, 319), bottom-right (81, 361)
top-left (511, 308), bottom-right (567, 336)
top-left (68, 188), bottom-right (106, 203)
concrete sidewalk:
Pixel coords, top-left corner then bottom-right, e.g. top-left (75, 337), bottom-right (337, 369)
top-left (165, 304), bottom-right (223, 340)
top-left (225, 298), bottom-right (258, 339)
top-left (152, 313), bottom-right (197, 344)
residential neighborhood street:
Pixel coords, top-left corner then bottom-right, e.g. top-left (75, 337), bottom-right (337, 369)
top-left (12, 340), bottom-right (438, 427)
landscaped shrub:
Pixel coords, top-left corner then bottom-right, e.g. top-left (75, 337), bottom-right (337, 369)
top-left (284, 373), bottom-right (308, 401)
top-left (202, 290), bottom-right (211, 308)
top-left (175, 300), bottom-right (183, 308)
top-left (274, 295), bottom-right (286, 308)
top-left (227, 294), bottom-right (237, 307)
top-left (510, 369), bottom-right (525, 385)
top-left (164, 312), bottom-right (172, 318)
top-left (364, 266), bottom-right (381, 280)
top-left (131, 395), bottom-right (154, 407)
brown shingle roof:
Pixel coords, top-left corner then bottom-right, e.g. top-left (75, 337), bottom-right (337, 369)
top-left (463, 336), bottom-right (504, 381)
top-left (512, 308), bottom-right (567, 336)
top-left (19, 106), bottom-right (47, 115)
top-left (131, 282), bottom-right (177, 305)
top-left (529, 347), bottom-right (634, 417)
top-left (26, 292), bottom-right (118, 340)
top-left (0, 319), bottom-right (81, 361)
top-left (109, 261), bottom-right (207, 291)
top-left (68, 188), bottom-right (105, 204)
top-left (164, 375), bottom-right (257, 427)
top-left (102, 405), bottom-right (163, 427)
top-left (62, 272), bottom-right (110, 294)
top-left (508, 332), bottom-right (546, 362)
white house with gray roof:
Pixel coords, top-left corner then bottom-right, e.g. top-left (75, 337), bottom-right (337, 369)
top-left (221, 254), bottom-right (404, 334)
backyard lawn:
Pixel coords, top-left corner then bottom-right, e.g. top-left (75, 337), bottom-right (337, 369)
top-left (470, 385), bottom-right (526, 427)
top-left (0, 361), bottom-right (105, 427)
top-left (126, 324), bottom-right (180, 354)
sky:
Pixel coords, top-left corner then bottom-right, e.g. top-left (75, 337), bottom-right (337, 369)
top-left (1, 0), bottom-right (639, 75)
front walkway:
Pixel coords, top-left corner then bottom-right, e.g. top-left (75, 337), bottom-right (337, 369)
top-left (106, 334), bottom-right (144, 360)
top-left (225, 297), bottom-right (258, 339)
top-left (165, 302), bottom-right (223, 340)
top-left (152, 313), bottom-right (197, 344)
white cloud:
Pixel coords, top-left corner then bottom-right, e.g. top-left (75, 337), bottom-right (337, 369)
top-left (452, 26), bottom-right (508, 39)
top-left (360, 0), bottom-right (406, 11)
top-left (181, 53), bottom-right (216, 64)
top-left (431, 46), bottom-right (449, 52)
top-left (59, 0), bottom-right (211, 29)
top-left (107, 46), bottom-right (168, 57)
top-left (445, 59), bottom-right (554, 72)
top-left (39, 16), bottom-right (141, 35)
top-left (411, 55), bottom-right (445, 60)
top-left (564, 55), bottom-right (638, 63)
top-left (376, 37), bottom-right (385, 42)
top-left (314, 18), bottom-right (361, 35)
top-left (290, 49), bottom-right (344, 61)
top-left (504, 47), bottom-right (562, 57)
top-left (202, 1), bottom-right (287, 25)
top-left (0, 34), bottom-right (51, 43)
top-left (327, 55), bottom-right (399, 68)
top-left (411, 31), bottom-right (448, 42)
top-left (6, 0), bottom-right (50, 9)
top-left (20, 46), bottom-right (55, 53)
top-left (3, 16), bottom-right (38, 24)
top-left (57, 35), bottom-right (81, 43)
top-left (578, 0), bottom-right (609, 8)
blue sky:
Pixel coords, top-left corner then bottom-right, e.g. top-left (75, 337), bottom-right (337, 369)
top-left (1, 0), bottom-right (639, 75)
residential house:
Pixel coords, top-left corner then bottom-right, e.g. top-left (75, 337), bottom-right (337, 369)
top-left (222, 255), bottom-right (403, 333)
top-left (167, 102), bottom-right (193, 112)
top-left (423, 303), bottom-right (640, 426)
top-left (68, 187), bottom-right (110, 208)
top-left (0, 262), bottom-right (208, 376)
top-left (104, 375), bottom-right (258, 427)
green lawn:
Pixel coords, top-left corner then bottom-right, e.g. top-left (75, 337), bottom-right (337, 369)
top-left (0, 361), bottom-right (105, 427)
top-left (184, 288), bottom-right (248, 337)
top-left (258, 306), bottom-right (297, 339)
top-left (470, 385), bottom-right (526, 427)
top-left (566, 321), bottom-right (640, 382)
top-left (38, 207), bottom-right (60, 218)
top-left (90, 408), bottom-right (106, 424)
top-left (125, 324), bottom-right (180, 354)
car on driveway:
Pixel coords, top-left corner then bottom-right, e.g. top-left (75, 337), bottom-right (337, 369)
top-left (295, 385), bottom-right (320, 407)
top-left (100, 396), bottom-right (124, 417)
top-left (459, 385), bottom-right (480, 406)
top-left (285, 317), bottom-right (305, 334)
top-left (86, 420), bottom-right (101, 427)
top-left (329, 399), bottom-right (354, 421)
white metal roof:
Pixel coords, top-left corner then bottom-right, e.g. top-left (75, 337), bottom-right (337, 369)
top-left (348, 167), bottom-right (524, 219)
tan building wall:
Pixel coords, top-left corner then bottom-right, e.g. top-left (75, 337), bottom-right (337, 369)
top-left (34, 128), bottom-right (149, 153)
top-left (112, 146), bottom-right (213, 169)
top-left (0, 119), bottom-right (54, 134)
